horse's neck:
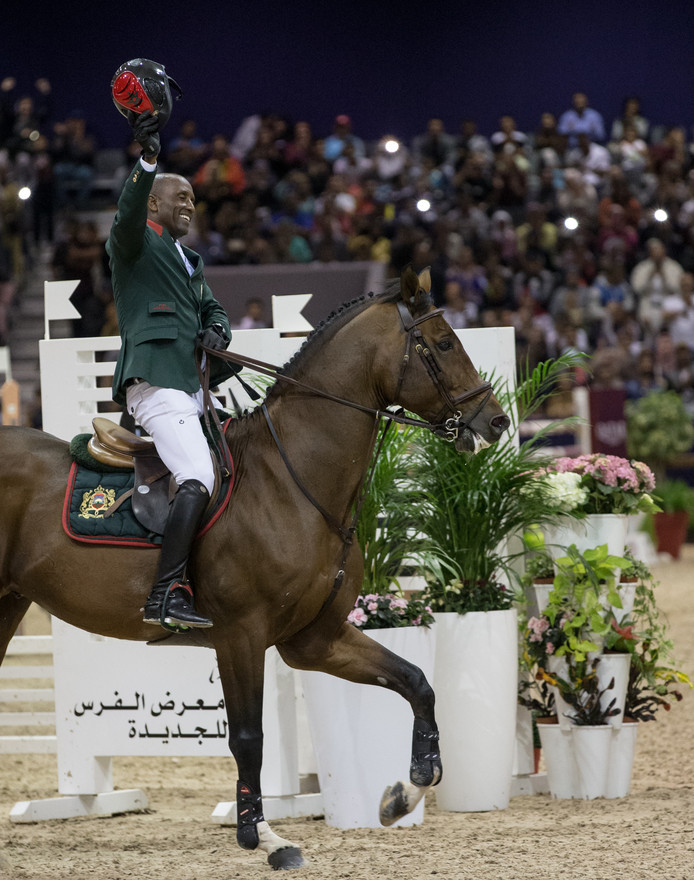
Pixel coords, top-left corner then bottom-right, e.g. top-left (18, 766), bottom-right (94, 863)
top-left (258, 319), bottom-right (386, 519)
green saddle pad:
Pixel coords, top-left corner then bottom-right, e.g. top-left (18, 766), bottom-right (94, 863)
top-left (63, 461), bottom-right (161, 547)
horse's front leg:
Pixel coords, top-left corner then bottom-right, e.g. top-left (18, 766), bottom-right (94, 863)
top-left (214, 638), bottom-right (304, 870)
top-left (278, 621), bottom-right (442, 827)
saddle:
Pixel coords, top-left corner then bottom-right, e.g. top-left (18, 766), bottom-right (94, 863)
top-left (87, 417), bottom-right (226, 536)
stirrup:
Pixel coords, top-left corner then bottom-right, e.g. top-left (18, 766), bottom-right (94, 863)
top-left (143, 581), bottom-right (213, 632)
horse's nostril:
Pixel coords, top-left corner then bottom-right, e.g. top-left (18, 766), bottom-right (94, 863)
top-left (490, 414), bottom-right (511, 435)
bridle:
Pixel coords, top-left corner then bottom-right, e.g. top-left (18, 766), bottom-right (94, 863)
top-left (393, 301), bottom-right (493, 442)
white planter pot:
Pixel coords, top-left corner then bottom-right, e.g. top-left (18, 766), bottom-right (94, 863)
top-left (432, 609), bottom-right (518, 812)
top-left (605, 720), bottom-right (639, 798)
top-left (537, 719), bottom-right (576, 798)
top-left (300, 625), bottom-right (436, 829)
top-left (571, 724), bottom-right (613, 799)
top-left (544, 513), bottom-right (629, 562)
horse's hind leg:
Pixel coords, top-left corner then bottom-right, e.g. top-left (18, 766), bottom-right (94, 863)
top-left (278, 621), bottom-right (442, 827)
top-left (0, 591), bottom-right (32, 662)
top-left (214, 638), bottom-right (304, 870)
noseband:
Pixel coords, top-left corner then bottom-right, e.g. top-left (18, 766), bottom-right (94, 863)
top-left (394, 302), bottom-right (493, 442)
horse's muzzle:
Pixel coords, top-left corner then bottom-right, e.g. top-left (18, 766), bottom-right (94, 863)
top-left (490, 413), bottom-right (511, 437)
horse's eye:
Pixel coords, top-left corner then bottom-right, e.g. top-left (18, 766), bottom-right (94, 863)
top-left (437, 339), bottom-right (453, 352)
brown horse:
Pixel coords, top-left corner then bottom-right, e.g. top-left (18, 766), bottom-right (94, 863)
top-left (0, 267), bottom-right (509, 869)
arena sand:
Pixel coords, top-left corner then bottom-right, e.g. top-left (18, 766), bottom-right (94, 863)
top-left (1, 547), bottom-right (693, 880)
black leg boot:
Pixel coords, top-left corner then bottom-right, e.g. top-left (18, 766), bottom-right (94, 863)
top-left (143, 479), bottom-right (213, 630)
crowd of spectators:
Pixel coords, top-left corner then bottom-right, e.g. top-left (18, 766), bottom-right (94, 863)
top-left (2, 79), bottom-right (694, 418)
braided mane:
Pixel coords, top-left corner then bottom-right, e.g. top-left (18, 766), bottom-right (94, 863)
top-left (259, 280), bottom-right (404, 403)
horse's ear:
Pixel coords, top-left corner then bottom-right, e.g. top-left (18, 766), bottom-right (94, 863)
top-left (400, 265), bottom-right (432, 317)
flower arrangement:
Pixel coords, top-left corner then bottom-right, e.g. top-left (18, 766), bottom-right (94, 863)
top-left (519, 546), bottom-right (692, 724)
top-left (537, 453), bottom-right (658, 516)
top-left (347, 593), bottom-right (434, 630)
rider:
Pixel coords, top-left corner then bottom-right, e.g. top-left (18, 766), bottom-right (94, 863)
top-left (107, 108), bottom-right (237, 632)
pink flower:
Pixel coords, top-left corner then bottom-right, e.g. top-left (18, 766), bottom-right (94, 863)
top-left (367, 601), bottom-right (379, 612)
top-left (528, 616), bottom-right (549, 635)
top-left (546, 642), bottom-right (555, 654)
top-left (348, 607), bottom-right (369, 625)
top-left (389, 597), bottom-right (408, 611)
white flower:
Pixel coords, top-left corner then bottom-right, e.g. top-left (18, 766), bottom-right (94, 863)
top-left (541, 472), bottom-right (588, 512)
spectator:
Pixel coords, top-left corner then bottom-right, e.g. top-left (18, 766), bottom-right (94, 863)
top-left (557, 167), bottom-right (599, 226)
top-left (612, 123), bottom-right (649, 184)
top-left (662, 272), bottom-right (694, 350)
top-left (488, 209), bottom-right (518, 266)
top-left (192, 133), bottom-right (245, 216)
top-left (234, 297), bottom-right (268, 330)
top-left (441, 279), bottom-right (477, 329)
top-left (164, 118), bottom-right (209, 178)
top-left (455, 119), bottom-right (492, 164)
top-left (515, 202), bottom-right (559, 266)
top-left (184, 207), bottom-right (228, 265)
top-left (283, 120), bottom-right (317, 171)
top-left (598, 169), bottom-right (642, 230)
top-left (372, 135), bottom-right (410, 181)
top-left (411, 118), bottom-right (456, 171)
top-left (323, 115), bottom-right (365, 164)
top-left (532, 112), bottom-right (566, 166)
top-left (610, 96), bottom-right (650, 143)
top-left (51, 110), bottom-right (97, 209)
top-left (565, 133), bottom-right (612, 193)
top-left (512, 248), bottom-right (556, 312)
top-left (624, 347), bottom-right (665, 399)
top-left (490, 115), bottom-right (527, 155)
top-left (557, 91), bottom-right (606, 148)
top-left (50, 218), bottom-right (111, 337)
top-left (664, 342), bottom-right (694, 416)
top-left (1, 77), bottom-right (52, 161)
top-left (631, 238), bottom-right (685, 338)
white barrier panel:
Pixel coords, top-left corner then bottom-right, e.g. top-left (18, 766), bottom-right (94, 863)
top-left (17, 282), bottom-right (518, 822)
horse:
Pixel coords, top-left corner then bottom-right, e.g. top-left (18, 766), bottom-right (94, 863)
top-left (0, 266), bottom-right (510, 870)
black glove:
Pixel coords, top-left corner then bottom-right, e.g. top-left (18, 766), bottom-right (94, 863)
top-left (196, 324), bottom-right (230, 352)
top-left (130, 109), bottom-right (160, 160)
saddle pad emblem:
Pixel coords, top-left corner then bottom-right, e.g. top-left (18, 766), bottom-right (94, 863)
top-left (79, 486), bottom-right (117, 519)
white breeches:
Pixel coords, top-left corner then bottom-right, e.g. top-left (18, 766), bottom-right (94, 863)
top-left (125, 382), bottom-right (215, 494)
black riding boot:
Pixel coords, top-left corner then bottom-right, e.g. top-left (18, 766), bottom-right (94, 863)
top-left (143, 478), bottom-right (213, 630)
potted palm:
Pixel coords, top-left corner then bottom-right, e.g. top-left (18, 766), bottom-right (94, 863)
top-left (405, 352), bottom-right (585, 812)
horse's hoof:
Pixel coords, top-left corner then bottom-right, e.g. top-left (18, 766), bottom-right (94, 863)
top-left (410, 757), bottom-right (442, 788)
top-left (268, 846), bottom-right (304, 870)
top-left (379, 780), bottom-right (409, 827)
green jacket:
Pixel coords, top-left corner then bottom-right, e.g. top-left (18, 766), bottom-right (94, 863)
top-left (107, 162), bottom-right (235, 406)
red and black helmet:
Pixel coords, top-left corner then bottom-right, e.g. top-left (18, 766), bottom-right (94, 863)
top-left (111, 58), bottom-right (182, 129)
